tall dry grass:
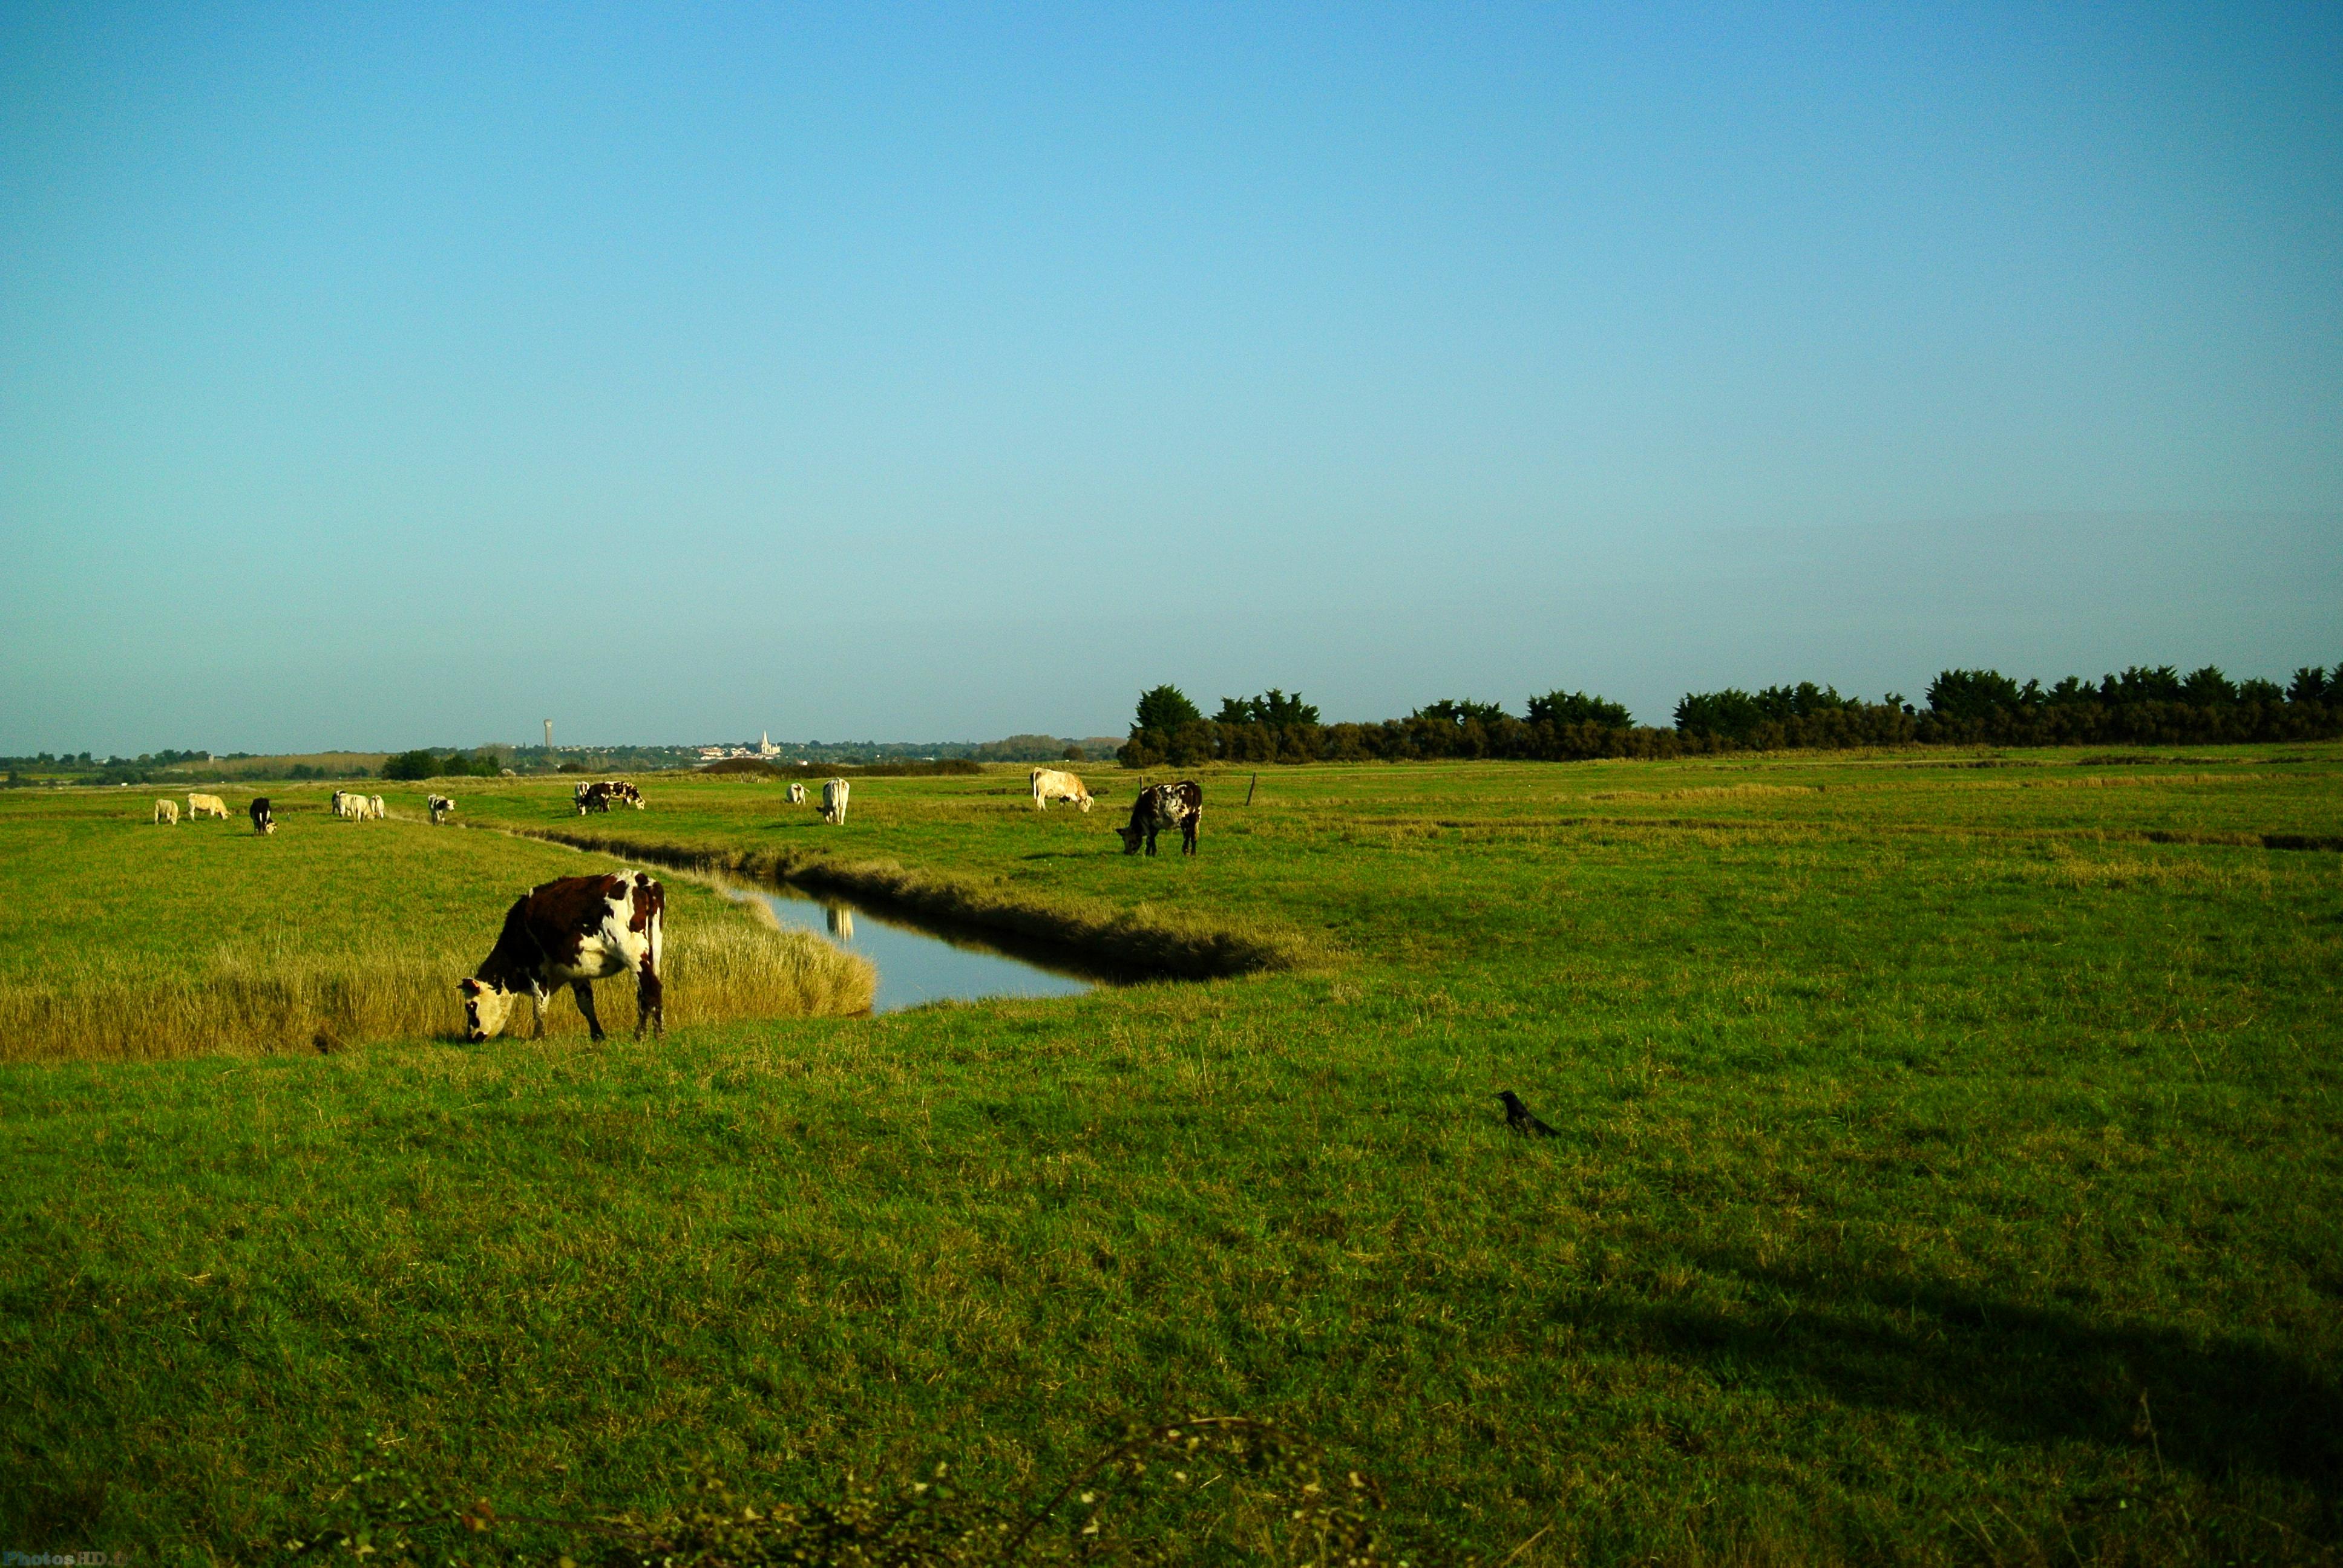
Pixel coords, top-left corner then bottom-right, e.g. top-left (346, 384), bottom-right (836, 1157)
top-left (0, 910), bottom-right (873, 1064)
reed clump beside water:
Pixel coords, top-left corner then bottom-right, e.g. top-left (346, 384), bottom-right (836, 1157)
top-left (0, 914), bottom-right (874, 1064)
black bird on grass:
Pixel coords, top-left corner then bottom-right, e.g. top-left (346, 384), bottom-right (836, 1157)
top-left (1496, 1090), bottom-right (1559, 1137)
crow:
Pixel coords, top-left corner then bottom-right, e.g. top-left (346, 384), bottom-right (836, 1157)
top-left (1496, 1090), bottom-right (1559, 1137)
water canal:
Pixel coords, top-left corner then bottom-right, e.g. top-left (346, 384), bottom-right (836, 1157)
top-left (727, 883), bottom-right (1098, 1014)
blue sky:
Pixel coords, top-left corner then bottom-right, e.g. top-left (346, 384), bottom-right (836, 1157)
top-left (3, 2), bottom-right (2337, 751)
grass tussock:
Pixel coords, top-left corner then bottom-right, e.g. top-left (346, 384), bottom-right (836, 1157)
top-left (0, 914), bottom-right (872, 1064)
top-left (528, 828), bottom-right (1324, 979)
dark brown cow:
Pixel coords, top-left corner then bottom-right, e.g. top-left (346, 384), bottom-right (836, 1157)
top-left (1116, 780), bottom-right (1203, 856)
top-left (457, 871), bottom-right (666, 1042)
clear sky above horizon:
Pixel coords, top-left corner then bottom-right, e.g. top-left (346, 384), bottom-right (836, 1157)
top-left (4, 2), bottom-right (2338, 753)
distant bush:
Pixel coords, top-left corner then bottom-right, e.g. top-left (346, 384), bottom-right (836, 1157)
top-left (700, 757), bottom-right (782, 777)
top-left (1122, 681), bottom-right (1658, 766)
top-left (1910, 663), bottom-right (2342, 748)
top-left (1114, 658), bottom-right (2339, 766)
top-left (969, 733), bottom-right (1080, 763)
top-left (1676, 682), bottom-right (1869, 742)
top-left (1133, 685), bottom-right (1202, 733)
top-left (830, 759), bottom-right (983, 777)
top-left (384, 750), bottom-right (502, 781)
top-left (1215, 689), bottom-right (1320, 727)
top-left (1526, 689), bottom-right (1632, 729)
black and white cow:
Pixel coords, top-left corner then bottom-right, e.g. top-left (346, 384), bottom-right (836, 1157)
top-left (249, 797), bottom-right (275, 835)
top-left (427, 794), bottom-right (455, 825)
top-left (1116, 780), bottom-right (1203, 856)
top-left (457, 871), bottom-right (666, 1042)
top-left (574, 779), bottom-right (644, 815)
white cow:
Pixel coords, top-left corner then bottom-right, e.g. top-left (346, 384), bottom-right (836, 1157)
top-left (369, 795), bottom-right (386, 820)
top-left (820, 779), bottom-right (850, 824)
top-left (154, 799), bottom-right (179, 825)
top-left (787, 782), bottom-right (807, 805)
top-left (330, 790), bottom-right (366, 822)
top-left (187, 793), bottom-right (229, 820)
top-left (1030, 768), bottom-right (1093, 812)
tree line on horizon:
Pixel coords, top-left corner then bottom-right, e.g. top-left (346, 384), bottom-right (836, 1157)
top-left (1114, 662), bottom-right (2343, 767)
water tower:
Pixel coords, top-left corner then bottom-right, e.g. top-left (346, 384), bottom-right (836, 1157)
top-left (543, 719), bottom-right (553, 749)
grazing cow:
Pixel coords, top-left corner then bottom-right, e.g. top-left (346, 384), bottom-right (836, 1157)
top-left (457, 871), bottom-right (665, 1042)
top-left (1030, 768), bottom-right (1094, 812)
top-left (787, 782), bottom-right (807, 805)
top-left (187, 793), bottom-right (229, 820)
top-left (1117, 780), bottom-right (1204, 856)
top-left (249, 797), bottom-right (275, 835)
top-left (820, 778), bottom-right (850, 824)
top-left (427, 794), bottom-right (455, 825)
top-left (574, 779), bottom-right (642, 815)
top-left (154, 799), bottom-right (179, 825)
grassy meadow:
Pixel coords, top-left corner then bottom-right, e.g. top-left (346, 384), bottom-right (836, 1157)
top-left (3, 749), bottom-right (2340, 1562)
top-left (0, 786), bottom-right (873, 1062)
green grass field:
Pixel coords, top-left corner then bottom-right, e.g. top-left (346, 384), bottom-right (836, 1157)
top-left (3, 750), bottom-right (2339, 1563)
top-left (0, 786), bottom-right (873, 1062)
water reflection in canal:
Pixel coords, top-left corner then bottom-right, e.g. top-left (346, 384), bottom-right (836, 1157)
top-left (727, 883), bottom-right (1096, 1014)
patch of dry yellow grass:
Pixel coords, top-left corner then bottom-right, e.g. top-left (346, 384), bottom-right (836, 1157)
top-left (0, 910), bottom-right (873, 1063)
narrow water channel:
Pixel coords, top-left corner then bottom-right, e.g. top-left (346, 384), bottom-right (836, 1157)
top-left (728, 884), bottom-right (1096, 1013)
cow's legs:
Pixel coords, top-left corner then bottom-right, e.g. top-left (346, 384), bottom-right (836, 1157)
top-left (1183, 815), bottom-right (1199, 855)
top-left (572, 980), bottom-right (606, 1042)
top-left (528, 985), bottom-right (551, 1039)
top-left (635, 959), bottom-right (664, 1040)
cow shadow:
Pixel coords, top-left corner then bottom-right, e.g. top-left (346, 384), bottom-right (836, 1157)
top-left (1550, 1243), bottom-right (2342, 1498)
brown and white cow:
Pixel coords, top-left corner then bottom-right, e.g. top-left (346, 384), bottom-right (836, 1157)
top-left (187, 793), bottom-right (229, 820)
top-left (154, 799), bottom-right (180, 825)
top-left (1116, 779), bottom-right (1203, 856)
top-left (787, 782), bottom-right (807, 805)
top-left (1030, 768), bottom-right (1093, 812)
top-left (457, 871), bottom-right (666, 1042)
top-left (249, 797), bottom-right (275, 835)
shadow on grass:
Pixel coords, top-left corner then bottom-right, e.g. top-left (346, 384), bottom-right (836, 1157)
top-left (1560, 1245), bottom-right (2342, 1498)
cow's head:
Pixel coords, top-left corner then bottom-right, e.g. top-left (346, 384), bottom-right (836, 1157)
top-left (457, 976), bottom-right (516, 1041)
top-left (1116, 822), bottom-right (1146, 854)
top-left (1077, 795), bottom-right (1094, 813)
